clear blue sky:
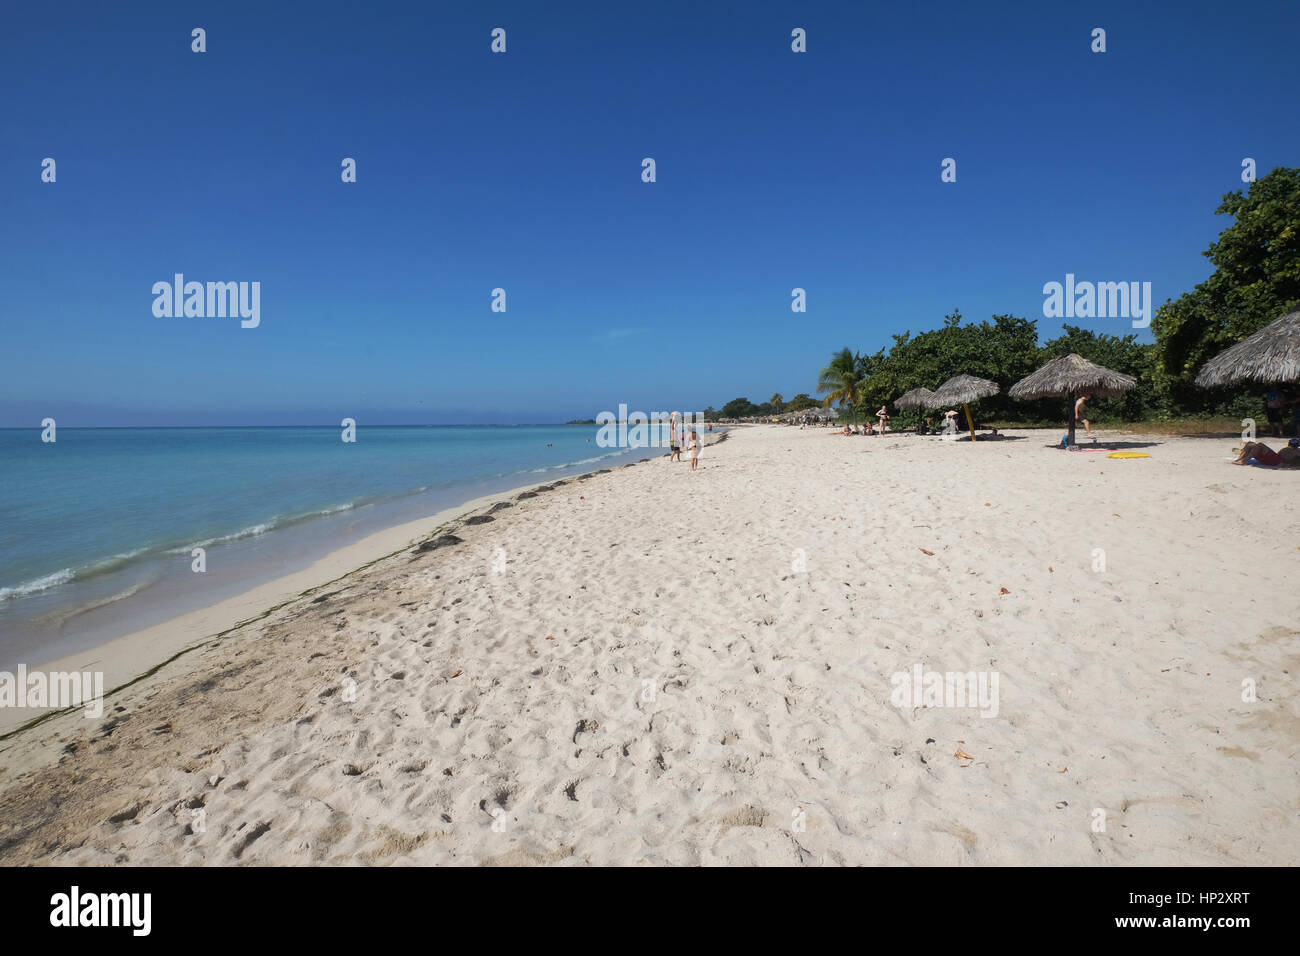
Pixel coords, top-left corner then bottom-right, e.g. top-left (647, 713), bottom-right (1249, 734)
top-left (2, 0), bottom-right (1297, 425)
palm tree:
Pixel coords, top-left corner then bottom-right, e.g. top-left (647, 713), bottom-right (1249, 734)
top-left (769, 392), bottom-right (785, 414)
top-left (817, 347), bottom-right (866, 424)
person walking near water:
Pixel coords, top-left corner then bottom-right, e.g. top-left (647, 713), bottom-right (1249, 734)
top-left (1075, 395), bottom-right (1092, 437)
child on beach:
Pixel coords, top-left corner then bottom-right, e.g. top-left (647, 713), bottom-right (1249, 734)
top-left (688, 429), bottom-right (700, 470)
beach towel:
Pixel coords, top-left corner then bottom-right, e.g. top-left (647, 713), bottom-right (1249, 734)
top-left (1222, 456), bottom-right (1279, 468)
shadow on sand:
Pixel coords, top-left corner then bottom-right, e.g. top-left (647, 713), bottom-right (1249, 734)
top-left (947, 434), bottom-right (1028, 443)
top-left (1039, 439), bottom-right (1163, 450)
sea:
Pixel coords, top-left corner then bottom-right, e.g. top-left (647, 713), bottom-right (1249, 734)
top-left (0, 424), bottom-right (688, 670)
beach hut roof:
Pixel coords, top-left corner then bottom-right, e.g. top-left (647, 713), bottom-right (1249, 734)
top-left (1194, 309), bottom-right (1300, 387)
top-left (927, 374), bottom-right (1000, 407)
top-left (894, 387), bottom-right (936, 410)
top-left (1008, 353), bottom-right (1137, 400)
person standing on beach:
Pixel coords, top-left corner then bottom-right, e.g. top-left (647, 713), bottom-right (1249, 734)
top-left (1265, 387), bottom-right (1286, 437)
top-left (1075, 395), bottom-right (1092, 437)
top-left (688, 428), bottom-right (700, 470)
top-left (876, 405), bottom-right (889, 433)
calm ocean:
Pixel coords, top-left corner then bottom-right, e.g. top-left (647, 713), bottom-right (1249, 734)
top-left (0, 424), bottom-right (681, 668)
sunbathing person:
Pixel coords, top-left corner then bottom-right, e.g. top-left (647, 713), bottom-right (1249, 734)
top-left (1230, 439), bottom-right (1300, 467)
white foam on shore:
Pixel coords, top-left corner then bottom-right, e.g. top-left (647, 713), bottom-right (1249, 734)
top-left (0, 546), bottom-right (152, 604)
top-left (0, 568), bottom-right (76, 602)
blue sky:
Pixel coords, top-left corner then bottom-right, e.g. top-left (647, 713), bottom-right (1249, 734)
top-left (2, 0), bottom-right (1297, 425)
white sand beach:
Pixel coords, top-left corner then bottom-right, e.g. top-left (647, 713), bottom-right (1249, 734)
top-left (1, 425), bottom-right (1296, 866)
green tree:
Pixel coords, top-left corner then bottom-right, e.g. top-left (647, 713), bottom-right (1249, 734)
top-left (721, 397), bottom-right (758, 419)
top-left (857, 310), bottom-right (1041, 421)
top-left (769, 392), bottom-right (785, 414)
top-left (1152, 167), bottom-right (1300, 413)
top-left (817, 347), bottom-right (866, 424)
top-left (786, 393), bottom-right (817, 412)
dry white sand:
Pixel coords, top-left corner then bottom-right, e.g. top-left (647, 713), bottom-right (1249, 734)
top-left (1, 425), bottom-right (1296, 865)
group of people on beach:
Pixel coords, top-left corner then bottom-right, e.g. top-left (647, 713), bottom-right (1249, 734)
top-left (837, 423), bottom-right (880, 436)
top-left (667, 411), bottom-right (701, 470)
top-left (834, 405), bottom-right (895, 436)
top-left (913, 411), bottom-right (959, 434)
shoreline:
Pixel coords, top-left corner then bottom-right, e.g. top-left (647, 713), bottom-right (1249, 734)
top-left (0, 432), bottom-right (728, 738)
top-left (2, 423), bottom-right (1294, 866)
top-left (0, 425), bottom-right (661, 674)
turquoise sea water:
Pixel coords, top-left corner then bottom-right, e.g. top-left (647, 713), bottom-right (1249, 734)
top-left (0, 424), bottom-right (682, 667)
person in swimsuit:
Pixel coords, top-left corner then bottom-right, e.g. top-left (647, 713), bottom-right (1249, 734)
top-left (876, 405), bottom-right (889, 433)
top-left (1075, 395), bottom-right (1092, 437)
top-left (688, 429), bottom-right (701, 470)
top-left (1231, 439), bottom-right (1300, 467)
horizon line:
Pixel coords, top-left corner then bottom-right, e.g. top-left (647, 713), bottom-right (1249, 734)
top-left (0, 422), bottom-right (611, 430)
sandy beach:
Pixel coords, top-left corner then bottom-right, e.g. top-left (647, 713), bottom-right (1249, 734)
top-left (0, 424), bottom-right (1296, 866)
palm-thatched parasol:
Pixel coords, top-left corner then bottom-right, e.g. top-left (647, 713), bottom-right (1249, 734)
top-left (894, 387), bottom-right (935, 410)
top-left (1009, 353), bottom-right (1136, 446)
top-left (926, 375), bottom-right (1000, 441)
top-left (1194, 309), bottom-right (1300, 388)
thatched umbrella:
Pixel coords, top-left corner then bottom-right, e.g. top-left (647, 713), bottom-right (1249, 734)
top-left (1194, 309), bottom-right (1300, 388)
top-left (927, 375), bottom-right (1000, 442)
top-left (894, 387), bottom-right (935, 410)
top-left (805, 406), bottom-right (838, 422)
top-left (1009, 353), bottom-right (1136, 447)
